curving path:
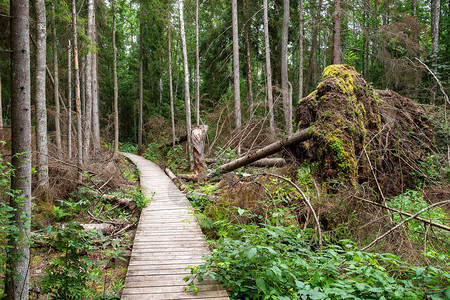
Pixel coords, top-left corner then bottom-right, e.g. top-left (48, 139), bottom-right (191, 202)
top-left (121, 153), bottom-right (229, 300)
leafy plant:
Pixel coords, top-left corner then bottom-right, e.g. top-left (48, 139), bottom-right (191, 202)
top-left (116, 186), bottom-right (151, 210)
top-left (143, 142), bottom-right (161, 163)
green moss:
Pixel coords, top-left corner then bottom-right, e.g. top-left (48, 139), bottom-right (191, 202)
top-left (322, 65), bottom-right (360, 95)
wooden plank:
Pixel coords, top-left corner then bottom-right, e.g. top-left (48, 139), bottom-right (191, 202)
top-left (121, 153), bottom-right (228, 299)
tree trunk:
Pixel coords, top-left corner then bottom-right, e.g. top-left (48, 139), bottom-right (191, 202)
top-left (281, 0), bottom-right (291, 136)
top-left (168, 0), bottom-right (176, 147)
top-left (179, 0), bottom-right (193, 167)
top-left (298, 0), bottom-right (304, 99)
top-left (244, 0), bottom-right (253, 116)
top-left (220, 128), bottom-right (311, 173)
top-left (52, 2), bottom-right (62, 158)
top-left (263, 0), bottom-right (275, 137)
top-left (195, 0), bottom-right (200, 126)
top-left (91, 3), bottom-right (100, 155)
top-left (362, 0), bottom-right (369, 79)
top-left (305, 0), bottom-right (323, 92)
top-left (138, 21), bottom-right (143, 152)
top-left (231, 0), bottom-right (241, 132)
top-left (36, 0), bottom-right (48, 187)
top-left (430, 0), bottom-right (440, 105)
top-left (68, 40), bottom-right (72, 159)
top-left (0, 76), bottom-right (2, 128)
top-left (6, 1), bottom-right (31, 298)
top-left (72, 0), bottom-right (83, 181)
top-left (192, 125), bottom-right (208, 182)
top-left (83, 0), bottom-right (94, 160)
top-left (113, 0), bottom-right (119, 156)
top-left (332, 0), bottom-right (341, 64)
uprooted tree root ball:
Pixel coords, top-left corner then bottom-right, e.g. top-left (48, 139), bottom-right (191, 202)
top-left (290, 64), bottom-right (435, 197)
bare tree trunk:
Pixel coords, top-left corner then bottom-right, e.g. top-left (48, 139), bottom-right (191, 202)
top-left (430, 0), bottom-right (440, 105)
top-left (179, 0), bottom-right (193, 167)
top-left (81, 55), bottom-right (86, 116)
top-left (332, 0), bottom-right (341, 64)
top-left (5, 1), bottom-right (31, 298)
top-left (298, 0), bottom-right (304, 99)
top-left (52, 2), bottom-right (62, 158)
top-left (138, 21), bottom-right (143, 152)
top-left (264, 0), bottom-right (275, 137)
top-left (192, 125), bottom-right (208, 182)
top-left (195, 0), bottom-right (200, 126)
top-left (83, 0), bottom-right (94, 160)
top-left (281, 0), bottom-right (292, 136)
top-left (362, 0), bottom-right (370, 80)
top-left (72, 0), bottom-right (83, 181)
top-left (91, 3), bottom-right (100, 155)
top-left (382, 0), bottom-right (388, 25)
top-left (36, 0), bottom-right (48, 187)
top-left (305, 0), bottom-right (323, 92)
top-left (113, 0), bottom-right (119, 156)
top-left (244, 0), bottom-right (253, 116)
top-left (68, 40), bottom-right (72, 159)
top-left (168, 0), bottom-right (176, 147)
top-left (231, 0), bottom-right (241, 132)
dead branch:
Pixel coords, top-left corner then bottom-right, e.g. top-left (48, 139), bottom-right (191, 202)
top-left (87, 211), bottom-right (124, 226)
top-left (112, 221), bottom-right (138, 237)
top-left (361, 200), bottom-right (450, 251)
top-left (353, 196), bottom-right (450, 232)
top-left (220, 128), bottom-right (312, 173)
top-left (262, 172), bottom-right (323, 251)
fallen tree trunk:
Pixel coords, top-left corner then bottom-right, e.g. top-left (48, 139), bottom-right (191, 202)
top-left (178, 173), bottom-right (207, 183)
top-left (164, 167), bottom-right (187, 192)
top-left (82, 223), bottom-right (115, 235)
top-left (249, 158), bottom-right (287, 167)
top-left (220, 128), bottom-right (312, 173)
top-left (89, 190), bottom-right (137, 210)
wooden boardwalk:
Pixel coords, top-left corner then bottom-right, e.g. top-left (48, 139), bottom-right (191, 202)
top-left (121, 153), bottom-right (229, 300)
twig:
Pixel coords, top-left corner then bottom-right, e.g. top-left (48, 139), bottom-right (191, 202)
top-left (353, 195), bottom-right (450, 231)
top-left (112, 221), bottom-right (138, 237)
top-left (87, 211), bottom-right (123, 225)
top-left (361, 200), bottom-right (450, 251)
top-left (262, 173), bottom-right (323, 250)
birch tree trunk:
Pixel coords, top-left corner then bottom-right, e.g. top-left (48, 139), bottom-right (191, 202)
top-left (430, 0), bottom-right (440, 105)
top-left (138, 20), bottom-right (143, 152)
top-left (72, 0), bottom-right (83, 181)
top-left (68, 40), bottom-right (72, 159)
top-left (5, 1), bottom-right (31, 298)
top-left (281, 0), bottom-right (292, 136)
top-left (332, 0), bottom-right (341, 64)
top-left (113, 0), bottom-right (119, 156)
top-left (195, 0), bottom-right (200, 126)
top-left (168, 0), bottom-right (176, 146)
top-left (52, 2), bottom-right (62, 157)
top-left (83, 0), bottom-right (94, 160)
top-left (179, 0), bottom-right (193, 167)
top-left (264, 0), bottom-right (275, 137)
top-left (231, 0), bottom-right (241, 132)
top-left (298, 0), bottom-right (304, 99)
top-left (36, 0), bottom-right (48, 187)
top-left (91, 3), bottom-right (101, 154)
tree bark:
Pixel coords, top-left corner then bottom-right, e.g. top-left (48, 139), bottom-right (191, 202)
top-left (0, 76), bottom-right (2, 128)
top-left (83, 0), bottom-right (94, 160)
top-left (362, 0), bottom-right (370, 79)
top-left (168, 0), bottom-right (176, 147)
top-left (195, 0), bottom-right (200, 126)
top-left (6, 1), bottom-right (31, 298)
top-left (332, 0), bottom-right (341, 64)
top-left (281, 0), bottom-right (291, 136)
top-left (68, 40), bottom-right (72, 159)
top-left (263, 0), bottom-right (275, 137)
top-left (231, 0), bottom-right (241, 132)
top-left (298, 0), bottom-right (304, 99)
top-left (72, 0), bottom-right (83, 181)
top-left (179, 0), bottom-right (193, 167)
top-left (192, 125), bottom-right (208, 182)
top-left (91, 2), bottom-right (100, 155)
top-left (244, 0), bottom-right (253, 116)
top-left (220, 127), bottom-right (311, 173)
top-left (430, 0), bottom-right (440, 105)
top-left (36, 0), bottom-right (49, 187)
top-left (113, 0), bottom-right (119, 156)
top-left (138, 21), bottom-right (143, 152)
top-left (305, 0), bottom-right (323, 92)
top-left (52, 2), bottom-right (62, 158)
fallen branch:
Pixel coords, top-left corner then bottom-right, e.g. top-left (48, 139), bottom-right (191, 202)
top-left (353, 196), bottom-right (450, 232)
top-left (361, 200), bottom-right (450, 251)
top-left (101, 194), bottom-right (137, 210)
top-left (82, 223), bottom-right (115, 235)
top-left (262, 172), bottom-right (323, 251)
top-left (87, 211), bottom-right (124, 226)
top-left (177, 173), bottom-right (207, 183)
top-left (112, 221), bottom-right (138, 237)
top-left (220, 128), bottom-right (311, 173)
top-left (187, 191), bottom-right (220, 202)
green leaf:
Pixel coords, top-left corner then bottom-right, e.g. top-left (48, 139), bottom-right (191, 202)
top-left (238, 208), bottom-right (245, 216)
top-left (246, 247), bottom-right (257, 260)
top-left (256, 278), bottom-right (267, 293)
